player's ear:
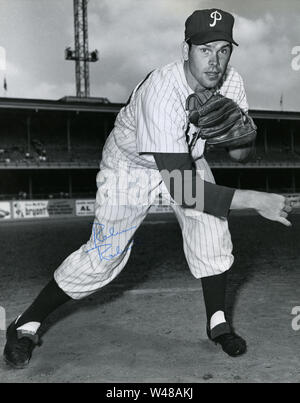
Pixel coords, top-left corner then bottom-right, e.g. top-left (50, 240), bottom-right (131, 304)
top-left (182, 41), bottom-right (189, 61)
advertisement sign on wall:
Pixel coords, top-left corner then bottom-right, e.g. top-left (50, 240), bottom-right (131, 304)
top-left (76, 200), bottom-right (95, 216)
top-left (48, 200), bottom-right (74, 217)
top-left (0, 202), bottom-right (11, 220)
top-left (13, 201), bottom-right (49, 219)
top-left (12, 200), bottom-right (75, 220)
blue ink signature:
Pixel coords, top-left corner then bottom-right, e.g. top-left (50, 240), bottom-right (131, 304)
top-left (86, 223), bottom-right (137, 262)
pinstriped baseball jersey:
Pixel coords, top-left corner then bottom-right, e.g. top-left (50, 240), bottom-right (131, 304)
top-left (111, 61), bottom-right (248, 170)
top-left (54, 61), bottom-right (248, 299)
top-left (217, 65), bottom-right (248, 112)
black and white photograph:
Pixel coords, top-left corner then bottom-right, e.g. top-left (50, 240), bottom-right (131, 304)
top-left (0, 0), bottom-right (300, 386)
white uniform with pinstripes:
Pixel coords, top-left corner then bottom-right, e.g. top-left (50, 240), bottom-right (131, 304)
top-left (54, 61), bottom-right (249, 300)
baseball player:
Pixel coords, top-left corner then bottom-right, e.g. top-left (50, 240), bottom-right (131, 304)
top-left (4, 9), bottom-right (297, 369)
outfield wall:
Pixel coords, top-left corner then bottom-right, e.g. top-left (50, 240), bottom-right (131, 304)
top-left (0, 199), bottom-right (173, 222)
top-left (2, 193), bottom-right (299, 222)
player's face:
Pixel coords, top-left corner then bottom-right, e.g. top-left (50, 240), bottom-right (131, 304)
top-left (183, 40), bottom-right (232, 91)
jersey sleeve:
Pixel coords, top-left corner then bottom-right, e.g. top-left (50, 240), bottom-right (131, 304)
top-left (235, 74), bottom-right (249, 113)
top-left (219, 67), bottom-right (249, 113)
top-left (135, 73), bottom-right (189, 154)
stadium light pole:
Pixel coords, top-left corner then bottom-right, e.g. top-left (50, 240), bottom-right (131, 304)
top-left (65, 0), bottom-right (99, 98)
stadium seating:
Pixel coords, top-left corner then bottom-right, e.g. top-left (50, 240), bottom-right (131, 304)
top-left (1, 102), bottom-right (299, 201)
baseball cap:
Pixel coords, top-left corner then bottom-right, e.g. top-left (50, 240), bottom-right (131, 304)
top-left (185, 9), bottom-right (238, 46)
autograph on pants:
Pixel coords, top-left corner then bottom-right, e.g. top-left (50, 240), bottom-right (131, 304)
top-left (85, 222), bottom-right (137, 262)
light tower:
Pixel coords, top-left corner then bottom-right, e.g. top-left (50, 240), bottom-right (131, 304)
top-left (65, 0), bottom-right (99, 97)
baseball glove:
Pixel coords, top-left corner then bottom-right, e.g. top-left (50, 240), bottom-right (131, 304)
top-left (186, 90), bottom-right (257, 148)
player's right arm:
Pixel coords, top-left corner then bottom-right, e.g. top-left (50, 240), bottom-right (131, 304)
top-left (154, 152), bottom-right (297, 227)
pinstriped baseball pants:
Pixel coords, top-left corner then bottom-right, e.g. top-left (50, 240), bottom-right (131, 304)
top-left (54, 144), bottom-right (234, 300)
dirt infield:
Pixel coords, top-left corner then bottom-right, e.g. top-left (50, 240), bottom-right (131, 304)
top-left (0, 213), bottom-right (300, 383)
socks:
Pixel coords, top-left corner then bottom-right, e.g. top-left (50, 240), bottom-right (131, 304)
top-left (16, 279), bottom-right (71, 332)
top-left (201, 271), bottom-right (228, 330)
top-left (15, 273), bottom-right (229, 336)
top-left (17, 321), bottom-right (41, 335)
top-left (210, 311), bottom-right (226, 330)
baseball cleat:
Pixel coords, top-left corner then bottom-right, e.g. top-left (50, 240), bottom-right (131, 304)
top-left (3, 319), bottom-right (42, 369)
top-left (207, 323), bottom-right (247, 357)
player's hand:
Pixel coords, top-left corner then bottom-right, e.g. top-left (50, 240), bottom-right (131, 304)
top-left (254, 193), bottom-right (300, 227)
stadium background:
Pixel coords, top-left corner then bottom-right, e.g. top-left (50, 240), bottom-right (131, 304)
top-left (0, 96), bottom-right (300, 222)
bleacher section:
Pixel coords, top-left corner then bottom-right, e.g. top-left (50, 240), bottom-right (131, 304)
top-left (0, 97), bottom-right (300, 201)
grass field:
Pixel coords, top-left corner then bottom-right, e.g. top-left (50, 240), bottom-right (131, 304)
top-left (0, 213), bottom-right (299, 383)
